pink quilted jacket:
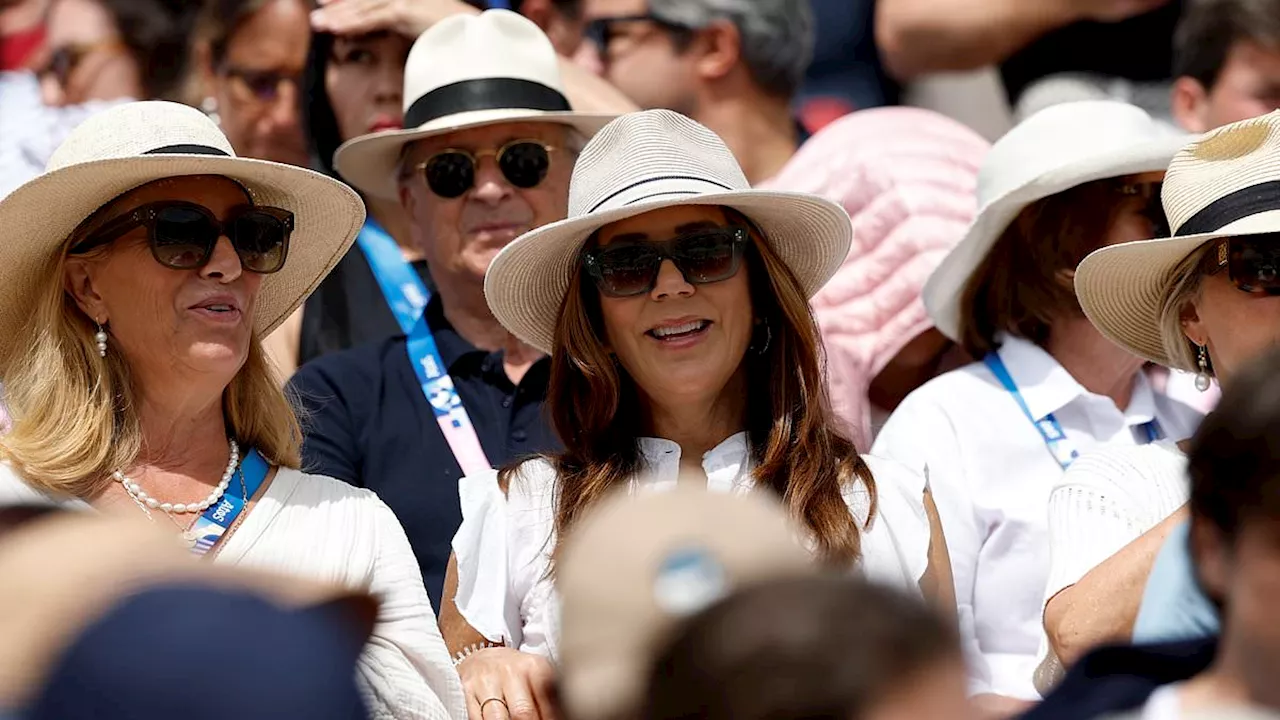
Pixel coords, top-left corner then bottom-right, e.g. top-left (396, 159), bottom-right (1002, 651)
top-left (761, 107), bottom-right (989, 447)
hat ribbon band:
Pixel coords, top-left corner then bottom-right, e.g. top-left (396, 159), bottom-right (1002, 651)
top-left (404, 77), bottom-right (570, 129)
top-left (143, 144), bottom-right (231, 156)
top-left (1176, 180), bottom-right (1280, 236)
top-left (586, 176), bottom-right (736, 214)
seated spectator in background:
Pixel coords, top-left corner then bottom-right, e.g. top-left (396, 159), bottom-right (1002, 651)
top-left (775, 106), bottom-right (987, 446)
top-left (467, 0), bottom-right (588, 58)
top-left (289, 11), bottom-right (611, 608)
top-left (646, 576), bottom-right (974, 720)
top-left (798, 0), bottom-right (897, 126)
top-left (872, 101), bottom-right (1201, 707)
top-left (0, 510), bottom-right (377, 717)
top-left (1027, 344), bottom-right (1280, 719)
top-left (0, 0), bottom-right (47, 70)
top-left (876, 0), bottom-right (1182, 127)
top-left (556, 486), bottom-right (819, 720)
top-left (0, 0), bottom-right (194, 198)
top-left (1171, 0), bottom-right (1280, 133)
top-left (581, 0), bottom-right (810, 185)
top-left (0, 101), bottom-right (464, 718)
top-left (441, 109), bottom-right (951, 720)
top-left (1035, 111), bottom-right (1280, 690)
top-left (192, 0), bottom-right (313, 167)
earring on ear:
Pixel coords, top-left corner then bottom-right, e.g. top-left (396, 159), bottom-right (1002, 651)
top-left (1195, 344), bottom-right (1211, 392)
top-left (200, 96), bottom-right (220, 126)
top-left (95, 322), bottom-right (108, 358)
top-left (750, 321), bottom-right (772, 356)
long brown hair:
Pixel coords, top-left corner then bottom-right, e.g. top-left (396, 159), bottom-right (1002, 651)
top-left (504, 208), bottom-right (875, 567)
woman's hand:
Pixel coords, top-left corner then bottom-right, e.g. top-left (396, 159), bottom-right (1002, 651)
top-left (458, 647), bottom-right (560, 720)
top-left (310, 0), bottom-right (480, 38)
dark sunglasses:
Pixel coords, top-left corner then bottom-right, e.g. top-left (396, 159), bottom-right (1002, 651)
top-left (584, 13), bottom-right (691, 52)
top-left (222, 65), bottom-right (302, 103)
top-left (582, 226), bottom-right (749, 298)
top-left (1204, 234), bottom-right (1280, 295)
top-left (38, 40), bottom-right (125, 87)
top-left (1119, 180), bottom-right (1170, 238)
top-left (413, 141), bottom-right (554, 199)
top-left (70, 200), bottom-right (294, 274)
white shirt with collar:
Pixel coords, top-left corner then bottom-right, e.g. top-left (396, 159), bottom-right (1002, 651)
top-left (870, 335), bottom-right (1202, 700)
top-left (451, 431), bottom-right (933, 660)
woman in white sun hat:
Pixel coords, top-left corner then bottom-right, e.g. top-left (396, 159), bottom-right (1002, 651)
top-left (0, 101), bottom-right (465, 720)
top-left (1034, 110), bottom-right (1280, 691)
top-left (436, 109), bottom-right (954, 720)
top-left (870, 100), bottom-right (1205, 706)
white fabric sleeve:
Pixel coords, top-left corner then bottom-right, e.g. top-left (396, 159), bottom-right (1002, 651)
top-left (452, 468), bottom-right (524, 648)
top-left (360, 495), bottom-right (467, 720)
top-left (854, 455), bottom-right (930, 593)
top-left (873, 394), bottom-right (992, 697)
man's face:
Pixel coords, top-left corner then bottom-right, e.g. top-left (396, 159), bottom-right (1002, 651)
top-left (398, 121), bottom-right (575, 290)
top-left (583, 0), bottom-right (699, 113)
top-left (1175, 40), bottom-right (1280, 132)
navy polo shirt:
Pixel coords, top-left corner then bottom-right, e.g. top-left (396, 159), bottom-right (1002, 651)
top-left (287, 296), bottom-right (559, 608)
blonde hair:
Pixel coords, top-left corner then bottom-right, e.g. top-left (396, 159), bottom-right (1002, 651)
top-left (1159, 243), bottom-right (1215, 374)
top-left (0, 247), bottom-right (302, 500)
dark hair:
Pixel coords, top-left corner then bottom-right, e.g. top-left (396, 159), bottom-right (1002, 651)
top-left (957, 179), bottom-right (1131, 358)
top-left (302, 31), bottom-right (343, 177)
top-left (1188, 344), bottom-right (1280, 543)
top-left (95, 0), bottom-right (198, 100)
top-left (197, 0), bottom-right (316, 69)
top-left (643, 575), bottom-right (961, 720)
top-left (1174, 0), bottom-right (1280, 89)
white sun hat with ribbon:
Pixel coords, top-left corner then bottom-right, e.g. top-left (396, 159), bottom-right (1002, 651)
top-left (332, 9), bottom-right (616, 201)
top-left (0, 100), bottom-right (364, 374)
top-left (483, 109), bottom-right (853, 354)
top-left (922, 100), bottom-right (1188, 342)
top-left (1076, 110), bottom-right (1280, 370)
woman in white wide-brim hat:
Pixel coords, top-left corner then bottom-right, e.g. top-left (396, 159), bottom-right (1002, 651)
top-left (436, 109), bottom-right (953, 720)
top-left (870, 100), bottom-right (1205, 705)
top-left (0, 101), bottom-right (466, 720)
top-left (1033, 110), bottom-right (1280, 691)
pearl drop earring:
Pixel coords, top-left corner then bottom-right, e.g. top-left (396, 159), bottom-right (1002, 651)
top-left (95, 322), bottom-right (108, 358)
top-left (1195, 344), bottom-right (1211, 392)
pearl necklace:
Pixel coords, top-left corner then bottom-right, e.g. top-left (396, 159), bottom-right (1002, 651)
top-left (115, 440), bottom-right (239, 514)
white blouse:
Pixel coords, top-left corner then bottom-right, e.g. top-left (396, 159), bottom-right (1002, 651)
top-left (871, 336), bottom-right (1202, 700)
top-left (450, 432), bottom-right (932, 659)
top-left (0, 465), bottom-right (467, 720)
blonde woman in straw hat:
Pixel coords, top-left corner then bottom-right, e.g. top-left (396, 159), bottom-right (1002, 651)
top-left (1034, 110), bottom-right (1280, 690)
top-left (437, 109), bottom-right (953, 720)
top-left (870, 100), bottom-right (1205, 706)
top-left (0, 101), bottom-right (465, 720)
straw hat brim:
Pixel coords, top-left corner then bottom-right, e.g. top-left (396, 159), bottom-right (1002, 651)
top-left (923, 133), bottom-right (1185, 341)
top-left (1075, 209), bottom-right (1280, 370)
top-left (484, 190), bottom-right (853, 354)
top-left (0, 154), bottom-right (364, 375)
top-left (333, 109), bottom-right (618, 201)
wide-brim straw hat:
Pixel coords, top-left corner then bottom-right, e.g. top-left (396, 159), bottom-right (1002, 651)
top-left (922, 100), bottom-right (1187, 341)
top-left (333, 9), bottom-right (615, 201)
top-left (484, 109), bottom-right (854, 354)
top-left (0, 101), bottom-right (364, 375)
top-left (1076, 110), bottom-right (1280, 370)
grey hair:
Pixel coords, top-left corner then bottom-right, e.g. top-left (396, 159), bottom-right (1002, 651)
top-left (648, 0), bottom-right (814, 99)
top-left (1159, 243), bottom-right (1214, 374)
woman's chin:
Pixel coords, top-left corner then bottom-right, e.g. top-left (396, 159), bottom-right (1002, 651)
top-left (185, 342), bottom-right (250, 374)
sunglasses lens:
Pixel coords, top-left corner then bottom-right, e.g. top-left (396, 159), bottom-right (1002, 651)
top-left (152, 206), bottom-right (217, 269)
top-left (1231, 236), bottom-right (1280, 294)
top-left (591, 245), bottom-right (661, 297)
top-left (499, 142), bottom-right (551, 189)
top-left (424, 152), bottom-right (474, 198)
top-left (673, 229), bottom-right (743, 283)
top-left (232, 210), bottom-right (289, 273)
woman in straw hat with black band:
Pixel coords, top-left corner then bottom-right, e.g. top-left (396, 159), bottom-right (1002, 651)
top-left (870, 100), bottom-right (1204, 706)
top-left (0, 101), bottom-right (465, 720)
top-left (438, 109), bottom-right (953, 720)
top-left (1033, 110), bottom-right (1280, 691)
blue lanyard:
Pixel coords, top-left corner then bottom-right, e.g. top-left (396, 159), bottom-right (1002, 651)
top-left (406, 314), bottom-right (492, 475)
top-left (356, 219), bottom-right (430, 335)
top-left (485, 0), bottom-right (511, 7)
top-left (983, 353), bottom-right (1161, 470)
top-left (188, 448), bottom-right (270, 556)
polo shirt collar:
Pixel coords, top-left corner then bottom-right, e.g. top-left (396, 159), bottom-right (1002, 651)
top-left (422, 294), bottom-right (483, 371)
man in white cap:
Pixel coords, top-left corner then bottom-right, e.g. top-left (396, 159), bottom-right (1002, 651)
top-left (287, 9), bottom-right (612, 611)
